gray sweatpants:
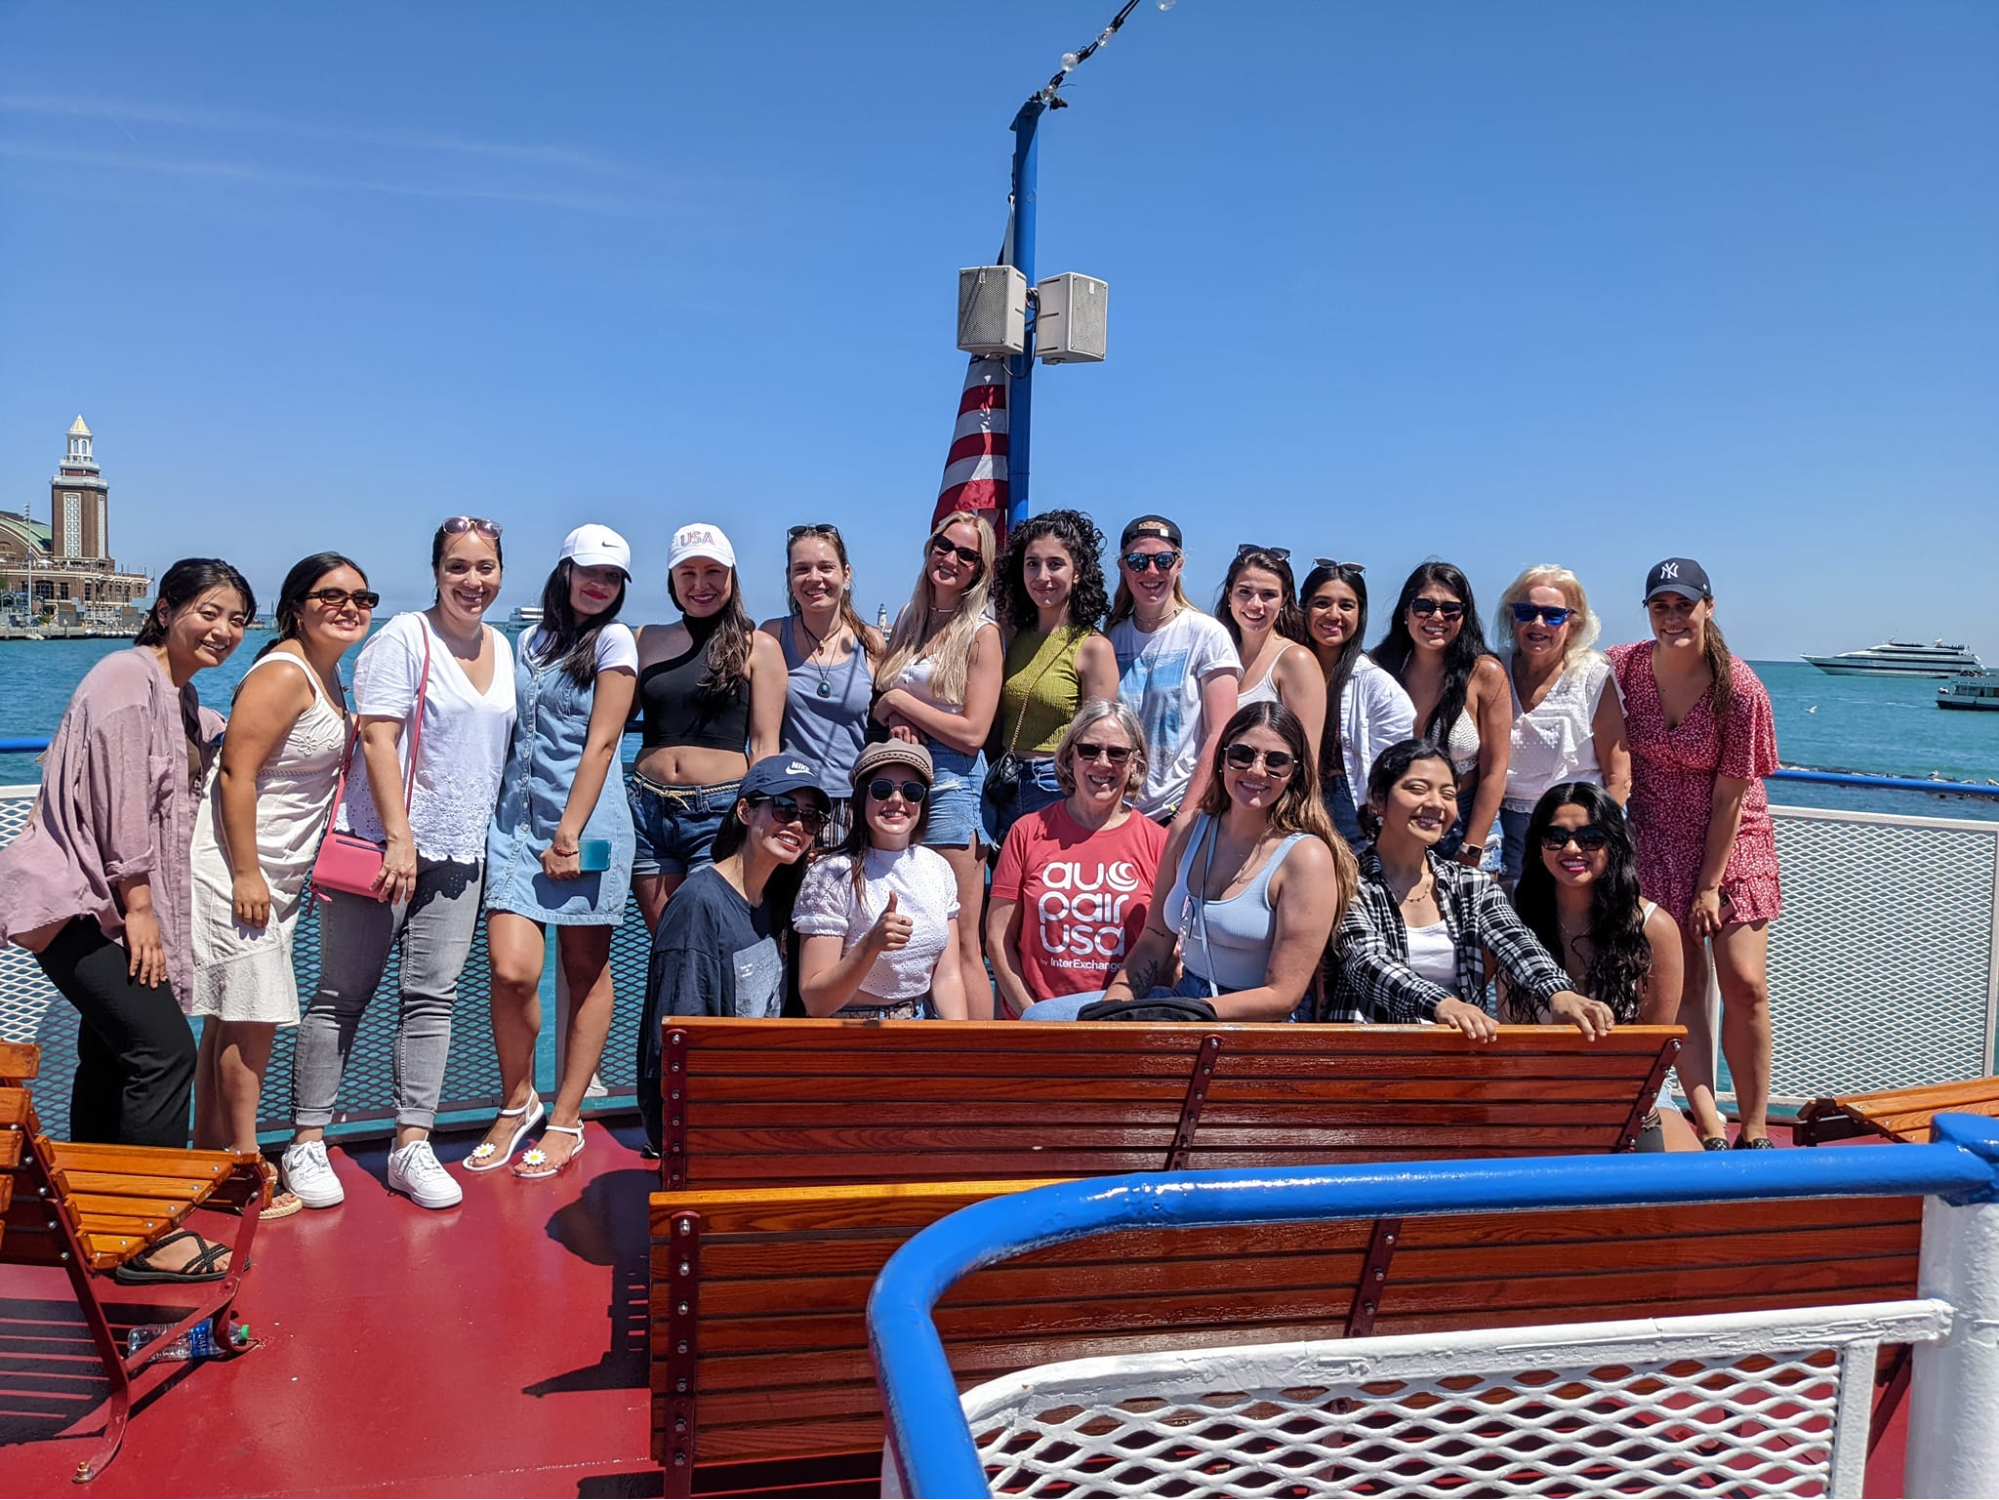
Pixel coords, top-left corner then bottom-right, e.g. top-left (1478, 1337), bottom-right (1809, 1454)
top-left (291, 858), bottom-right (484, 1131)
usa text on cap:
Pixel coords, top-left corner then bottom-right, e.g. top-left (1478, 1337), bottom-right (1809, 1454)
top-left (669, 523), bottom-right (736, 571)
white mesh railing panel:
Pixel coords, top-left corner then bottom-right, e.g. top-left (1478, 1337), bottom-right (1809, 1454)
top-left (958, 1301), bottom-right (1949, 1500)
top-left (1764, 807), bottom-right (1999, 1105)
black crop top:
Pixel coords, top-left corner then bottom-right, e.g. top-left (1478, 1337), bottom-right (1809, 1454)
top-left (639, 616), bottom-right (753, 753)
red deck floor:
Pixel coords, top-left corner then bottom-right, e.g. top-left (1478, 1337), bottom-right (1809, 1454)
top-left (1, 1121), bottom-right (661, 1498)
top-left (1, 1121), bottom-right (1913, 1498)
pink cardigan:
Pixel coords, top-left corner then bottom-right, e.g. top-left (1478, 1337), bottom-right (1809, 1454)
top-left (0, 648), bottom-right (224, 1003)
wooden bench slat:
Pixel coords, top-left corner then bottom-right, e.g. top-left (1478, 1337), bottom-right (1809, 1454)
top-left (70, 1191), bottom-right (198, 1224)
top-left (53, 1168), bottom-right (228, 1202)
top-left (0, 1129), bottom-right (23, 1169)
top-left (45, 1142), bottom-right (237, 1178)
top-left (1833, 1076), bottom-right (1999, 1112)
top-left (0, 1041), bottom-right (41, 1080)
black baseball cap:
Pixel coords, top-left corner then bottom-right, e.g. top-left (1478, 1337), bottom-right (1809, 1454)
top-left (1119, 514), bottom-right (1183, 549)
top-left (1644, 558), bottom-right (1712, 602)
top-left (738, 754), bottom-right (825, 803)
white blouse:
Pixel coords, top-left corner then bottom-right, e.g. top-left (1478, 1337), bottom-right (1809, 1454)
top-left (1504, 654), bottom-right (1615, 812)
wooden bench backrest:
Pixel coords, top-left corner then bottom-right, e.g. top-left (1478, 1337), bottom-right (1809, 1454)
top-left (0, 1042), bottom-right (41, 1245)
top-left (649, 1176), bottom-right (1919, 1483)
top-left (661, 1019), bottom-right (1684, 1190)
top-left (1800, 1075), bottom-right (1999, 1144)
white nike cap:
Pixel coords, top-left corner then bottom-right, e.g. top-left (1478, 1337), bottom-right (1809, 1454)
top-left (560, 523), bottom-right (632, 576)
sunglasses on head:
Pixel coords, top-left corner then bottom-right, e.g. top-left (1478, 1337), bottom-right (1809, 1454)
top-left (441, 516), bottom-right (502, 539)
top-left (1411, 597), bottom-right (1465, 620)
top-left (307, 588), bottom-right (380, 610)
top-left (1512, 602), bottom-right (1574, 627)
top-left (1122, 550), bottom-right (1181, 573)
top-left (1313, 558), bottom-right (1366, 575)
top-left (789, 523), bottom-right (842, 541)
top-left (866, 777), bottom-right (929, 805)
top-left (1224, 743), bottom-right (1296, 776)
top-left (1073, 740), bottom-right (1133, 766)
top-left (748, 793), bottom-right (829, 833)
top-left (1540, 825), bottom-right (1610, 853)
top-left (1235, 543), bottom-right (1291, 562)
top-left (929, 536), bottom-right (982, 566)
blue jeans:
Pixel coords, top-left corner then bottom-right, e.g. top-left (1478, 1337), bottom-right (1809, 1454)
top-left (1021, 972), bottom-right (1219, 1021)
top-left (985, 756), bottom-right (1064, 851)
top-left (1499, 805), bottom-right (1534, 885)
top-left (1324, 772), bottom-right (1363, 848)
top-left (628, 772), bottom-right (742, 877)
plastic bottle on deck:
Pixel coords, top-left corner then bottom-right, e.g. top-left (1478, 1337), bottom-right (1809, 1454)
top-left (124, 1317), bottom-right (246, 1362)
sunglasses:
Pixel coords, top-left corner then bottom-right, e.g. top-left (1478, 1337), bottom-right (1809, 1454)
top-left (1512, 602), bottom-right (1574, 627)
top-left (789, 523), bottom-right (842, 540)
top-left (1235, 543), bottom-right (1291, 562)
top-left (307, 588), bottom-right (381, 610)
top-left (929, 537), bottom-right (982, 567)
top-left (866, 777), bottom-right (929, 805)
top-left (1313, 558), bottom-right (1366, 574)
top-left (1073, 740), bottom-right (1134, 766)
top-left (1224, 744), bottom-right (1296, 776)
top-left (1122, 550), bottom-right (1181, 573)
top-left (441, 516), bottom-right (502, 539)
top-left (1410, 597), bottom-right (1465, 620)
top-left (1540, 825), bottom-right (1611, 853)
top-left (748, 793), bottom-right (830, 833)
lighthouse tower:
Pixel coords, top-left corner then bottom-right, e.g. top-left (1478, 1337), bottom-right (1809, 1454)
top-left (51, 415), bottom-right (111, 561)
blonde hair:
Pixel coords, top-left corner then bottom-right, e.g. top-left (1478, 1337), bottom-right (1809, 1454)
top-left (1495, 564), bottom-right (1601, 673)
top-left (1053, 698), bottom-right (1149, 800)
top-left (875, 511), bottom-right (997, 705)
top-left (1108, 572), bottom-right (1195, 628)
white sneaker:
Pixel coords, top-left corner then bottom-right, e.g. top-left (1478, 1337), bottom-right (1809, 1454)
top-left (387, 1139), bottom-right (463, 1210)
top-left (281, 1140), bottom-right (345, 1209)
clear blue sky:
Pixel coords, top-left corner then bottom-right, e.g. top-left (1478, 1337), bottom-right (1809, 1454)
top-left (3, 2), bottom-right (1994, 659)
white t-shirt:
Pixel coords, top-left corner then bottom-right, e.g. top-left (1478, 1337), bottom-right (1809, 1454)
top-left (1504, 654), bottom-right (1615, 812)
top-left (793, 844), bottom-right (960, 1003)
top-left (339, 611), bottom-right (518, 865)
top-left (1111, 609), bottom-right (1241, 817)
top-left (526, 622), bottom-right (640, 676)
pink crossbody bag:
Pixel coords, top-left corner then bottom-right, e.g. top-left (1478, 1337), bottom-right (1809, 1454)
top-left (312, 627), bottom-right (432, 901)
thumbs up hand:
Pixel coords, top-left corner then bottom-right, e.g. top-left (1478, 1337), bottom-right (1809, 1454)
top-left (868, 890), bottom-right (914, 953)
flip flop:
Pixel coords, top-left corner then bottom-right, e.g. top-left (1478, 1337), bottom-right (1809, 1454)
top-left (113, 1229), bottom-right (233, 1285)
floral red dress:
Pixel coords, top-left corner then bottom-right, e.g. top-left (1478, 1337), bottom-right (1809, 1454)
top-left (1607, 643), bottom-right (1782, 928)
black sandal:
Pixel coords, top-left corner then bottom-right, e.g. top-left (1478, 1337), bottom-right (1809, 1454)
top-left (1700, 1135), bottom-right (1730, 1151)
top-left (112, 1229), bottom-right (232, 1285)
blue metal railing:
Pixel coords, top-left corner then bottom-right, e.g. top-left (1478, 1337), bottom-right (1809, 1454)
top-left (868, 1113), bottom-right (1999, 1499)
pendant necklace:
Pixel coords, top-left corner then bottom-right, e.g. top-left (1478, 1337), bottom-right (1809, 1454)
top-left (799, 619), bottom-right (836, 699)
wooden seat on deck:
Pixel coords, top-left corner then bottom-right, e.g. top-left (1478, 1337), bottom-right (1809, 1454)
top-left (658, 1019), bottom-right (1686, 1190)
top-left (1797, 1073), bottom-right (1999, 1145)
top-left (0, 1042), bottom-right (266, 1484)
top-left (648, 1177), bottom-right (1921, 1495)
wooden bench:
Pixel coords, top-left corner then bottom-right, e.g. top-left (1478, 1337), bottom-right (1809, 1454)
top-left (648, 1176), bottom-right (1921, 1495)
top-left (0, 1042), bottom-right (267, 1484)
top-left (1797, 1073), bottom-right (1999, 1145)
top-left (657, 1020), bottom-right (1686, 1190)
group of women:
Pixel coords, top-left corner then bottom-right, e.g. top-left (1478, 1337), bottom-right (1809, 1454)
top-left (0, 504), bottom-right (1782, 1276)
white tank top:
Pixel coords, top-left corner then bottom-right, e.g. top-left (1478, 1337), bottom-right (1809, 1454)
top-left (1405, 920), bottom-right (1457, 992)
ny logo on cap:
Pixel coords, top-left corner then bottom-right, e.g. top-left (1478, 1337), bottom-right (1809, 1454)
top-left (1658, 562), bottom-right (1680, 579)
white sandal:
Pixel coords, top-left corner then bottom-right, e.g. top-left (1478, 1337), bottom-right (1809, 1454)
top-left (513, 1123), bottom-right (585, 1180)
top-left (464, 1094), bottom-right (544, 1173)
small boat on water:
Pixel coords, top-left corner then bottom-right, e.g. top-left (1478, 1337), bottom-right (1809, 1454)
top-left (1804, 638), bottom-right (1984, 677)
top-left (1938, 675), bottom-right (1999, 712)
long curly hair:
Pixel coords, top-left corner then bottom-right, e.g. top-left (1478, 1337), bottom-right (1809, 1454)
top-left (1215, 547), bottom-right (1307, 651)
top-left (1371, 560), bottom-right (1493, 743)
top-left (1507, 782), bottom-right (1653, 1023)
top-left (875, 511), bottom-right (997, 705)
top-left (998, 509), bottom-right (1109, 634)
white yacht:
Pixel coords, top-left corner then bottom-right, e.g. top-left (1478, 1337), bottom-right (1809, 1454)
top-left (507, 604), bottom-right (544, 629)
top-left (1802, 639), bottom-right (1983, 678)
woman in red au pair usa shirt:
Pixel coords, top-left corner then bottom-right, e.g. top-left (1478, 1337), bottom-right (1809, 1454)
top-left (988, 699), bottom-right (1167, 1018)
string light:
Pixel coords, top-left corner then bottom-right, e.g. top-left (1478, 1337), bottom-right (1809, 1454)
top-left (1035, 0), bottom-right (1151, 105)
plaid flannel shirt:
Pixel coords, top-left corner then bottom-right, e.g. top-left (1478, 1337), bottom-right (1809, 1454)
top-left (1324, 849), bottom-right (1571, 1024)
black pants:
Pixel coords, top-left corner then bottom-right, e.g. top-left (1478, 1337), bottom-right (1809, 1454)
top-left (33, 918), bottom-right (196, 1147)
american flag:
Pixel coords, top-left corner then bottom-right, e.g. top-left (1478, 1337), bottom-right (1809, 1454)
top-left (933, 354), bottom-right (1009, 541)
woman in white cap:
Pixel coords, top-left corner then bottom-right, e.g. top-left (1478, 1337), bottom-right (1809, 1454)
top-left (630, 522), bottom-right (785, 931)
top-left (468, 524), bottom-right (639, 1180)
top-left (794, 741), bottom-right (969, 1021)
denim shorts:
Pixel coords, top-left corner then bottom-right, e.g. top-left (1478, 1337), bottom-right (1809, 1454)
top-left (923, 743), bottom-right (988, 851)
top-left (628, 772), bottom-right (742, 877)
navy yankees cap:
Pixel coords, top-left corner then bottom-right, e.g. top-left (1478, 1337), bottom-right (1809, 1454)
top-left (1644, 557), bottom-right (1712, 602)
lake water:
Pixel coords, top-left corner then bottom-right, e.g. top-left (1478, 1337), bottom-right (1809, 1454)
top-left (3, 635), bottom-right (1996, 819)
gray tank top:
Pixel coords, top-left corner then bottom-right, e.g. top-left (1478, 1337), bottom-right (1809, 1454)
top-left (779, 618), bottom-right (872, 797)
top-left (1164, 813), bottom-right (1310, 993)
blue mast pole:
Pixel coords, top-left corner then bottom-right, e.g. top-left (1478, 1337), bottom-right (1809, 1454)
top-left (1004, 98), bottom-right (1044, 532)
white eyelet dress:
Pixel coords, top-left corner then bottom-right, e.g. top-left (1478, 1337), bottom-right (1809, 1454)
top-left (187, 654), bottom-right (349, 1025)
